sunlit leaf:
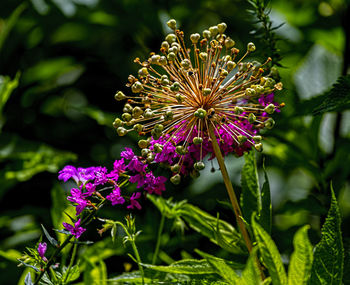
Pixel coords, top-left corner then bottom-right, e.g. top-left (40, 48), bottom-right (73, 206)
top-left (288, 225), bottom-right (313, 285)
top-left (308, 186), bottom-right (344, 284)
top-left (61, 265), bottom-right (80, 283)
top-left (41, 224), bottom-right (58, 247)
top-left (260, 165), bottom-right (271, 234)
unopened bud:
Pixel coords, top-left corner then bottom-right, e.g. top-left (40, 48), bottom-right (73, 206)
top-left (248, 113), bottom-right (256, 124)
top-left (253, 135), bottom-right (262, 143)
top-left (170, 174), bottom-right (181, 185)
top-left (254, 143), bottom-right (263, 152)
top-left (193, 137), bottom-right (203, 144)
top-left (217, 22), bottom-right (227, 34)
top-left (194, 161), bottom-right (205, 171)
top-left (194, 108), bottom-right (207, 119)
top-left (237, 135), bottom-right (247, 143)
top-left (203, 88), bottom-right (211, 96)
top-left (117, 127), bottom-right (127, 136)
top-left (225, 38), bottom-right (235, 49)
top-left (138, 139), bottom-right (149, 149)
top-left (202, 30), bottom-right (211, 39)
top-left (247, 42), bottom-right (256, 52)
top-left (131, 81), bottom-right (143, 93)
top-left (227, 61), bottom-right (236, 71)
top-left (171, 164), bottom-right (180, 173)
top-left (113, 118), bottom-right (122, 128)
top-left (199, 52), bottom-right (208, 61)
top-left (153, 143), bottom-right (163, 153)
top-left (264, 118), bottom-right (275, 129)
top-left (167, 19), bottom-right (176, 30)
top-left (132, 106), bottom-right (143, 118)
top-left (133, 124), bottom-right (143, 132)
top-left (181, 59), bottom-right (191, 70)
top-left (190, 33), bottom-right (200, 44)
top-left (115, 91), bottom-right (126, 101)
top-left (165, 33), bottom-right (177, 44)
top-left (122, 113), bottom-right (132, 122)
top-left (209, 26), bottom-right (219, 37)
top-left (234, 106), bottom-right (244, 114)
top-left (264, 104), bottom-right (275, 114)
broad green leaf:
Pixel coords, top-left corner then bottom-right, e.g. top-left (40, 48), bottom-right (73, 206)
top-left (83, 259), bottom-right (107, 285)
top-left (252, 217), bottom-right (287, 285)
top-left (288, 225), bottom-right (313, 285)
top-left (241, 151), bottom-right (261, 225)
top-left (195, 249), bottom-right (245, 270)
top-left (41, 224), bottom-right (58, 247)
top-left (142, 259), bottom-right (216, 275)
top-left (260, 165), bottom-right (272, 234)
top-left (196, 250), bottom-right (241, 284)
top-left (180, 203), bottom-right (247, 254)
top-left (108, 271), bottom-right (154, 284)
top-left (308, 187), bottom-right (344, 285)
top-left (0, 249), bottom-right (22, 261)
top-left (241, 250), bottom-right (263, 285)
top-left (51, 184), bottom-right (70, 231)
top-left (61, 265), bottom-right (80, 283)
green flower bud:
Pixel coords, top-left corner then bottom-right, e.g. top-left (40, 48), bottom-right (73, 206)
top-left (238, 62), bottom-right (248, 72)
top-left (138, 67), bottom-right (148, 77)
top-left (254, 85), bottom-right (265, 95)
top-left (209, 26), bottom-right (219, 36)
top-left (113, 118), bottom-right (123, 128)
top-left (161, 41), bottom-right (169, 50)
top-left (202, 29), bottom-right (211, 39)
top-left (146, 153), bottom-right (155, 163)
top-left (193, 137), bottom-right (203, 145)
top-left (159, 56), bottom-right (167, 65)
top-left (248, 113), bottom-right (256, 124)
top-left (175, 145), bottom-right (187, 155)
top-left (141, 148), bottom-right (150, 157)
top-left (154, 124), bottom-right (164, 134)
top-left (190, 169), bottom-right (200, 179)
top-left (176, 93), bottom-right (185, 103)
top-left (171, 164), bottom-right (180, 173)
top-left (167, 52), bottom-right (176, 61)
top-left (161, 78), bottom-right (170, 86)
top-left (170, 174), bottom-right (181, 185)
top-left (144, 108), bottom-right (154, 118)
top-left (181, 59), bottom-right (191, 70)
top-left (150, 54), bottom-right (160, 64)
top-left (132, 106), bottom-right (143, 118)
top-left (247, 42), bottom-right (256, 52)
top-left (170, 82), bottom-right (180, 91)
top-left (264, 118), bottom-right (275, 129)
top-left (164, 110), bottom-right (174, 121)
top-left (153, 143), bottom-right (163, 153)
top-left (234, 106), bottom-right (244, 114)
top-left (123, 103), bottom-right (133, 113)
top-left (199, 52), bottom-right (208, 61)
top-left (115, 91), bottom-right (126, 101)
top-left (194, 108), bottom-right (207, 119)
top-left (220, 69), bottom-right (228, 77)
top-left (217, 22), bottom-right (227, 34)
top-left (226, 61), bottom-right (236, 71)
top-left (264, 77), bottom-right (276, 88)
top-left (254, 143), bottom-right (263, 152)
top-left (122, 113), bottom-right (132, 122)
top-left (165, 33), bottom-right (177, 44)
top-left (131, 81), bottom-right (143, 93)
top-left (138, 139), bottom-right (149, 149)
top-left (203, 88), bottom-right (211, 96)
top-left (264, 104), bottom-right (275, 114)
top-left (252, 135), bottom-right (262, 143)
top-left (194, 161), bottom-right (205, 171)
top-left (151, 129), bottom-right (161, 139)
top-left (190, 33), bottom-right (201, 44)
top-left (117, 127), bottom-right (127, 136)
top-left (245, 88), bottom-right (256, 97)
top-left (237, 135), bottom-right (247, 143)
top-left (224, 37), bottom-right (235, 49)
top-left (133, 123), bottom-right (143, 132)
top-left (167, 19), bottom-right (176, 30)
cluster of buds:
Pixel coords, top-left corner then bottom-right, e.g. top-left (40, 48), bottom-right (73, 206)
top-left (113, 19), bottom-right (283, 184)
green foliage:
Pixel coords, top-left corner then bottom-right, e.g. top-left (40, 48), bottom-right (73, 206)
top-left (308, 187), bottom-right (344, 285)
top-left (260, 165), bottom-right (272, 234)
top-left (288, 225), bottom-right (313, 285)
top-left (252, 216), bottom-right (288, 285)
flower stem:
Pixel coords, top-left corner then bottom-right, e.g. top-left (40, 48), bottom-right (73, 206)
top-left (62, 242), bottom-right (78, 284)
top-left (130, 239), bottom-right (145, 285)
top-left (208, 124), bottom-right (253, 253)
top-left (152, 212), bottom-right (165, 264)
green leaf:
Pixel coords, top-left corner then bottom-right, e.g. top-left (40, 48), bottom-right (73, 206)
top-left (24, 272), bottom-right (33, 285)
top-left (241, 250), bottom-right (263, 285)
top-left (41, 224), bottom-right (58, 247)
top-left (252, 216), bottom-right (287, 285)
top-left (108, 271), bottom-right (154, 284)
top-left (61, 265), bottom-right (80, 283)
top-left (195, 249), bottom-right (246, 270)
top-left (0, 72), bottom-right (20, 131)
top-left (308, 187), bottom-right (344, 285)
top-left (260, 164), bottom-right (272, 234)
top-left (241, 151), bottom-right (261, 225)
top-left (196, 250), bottom-right (241, 284)
top-left (288, 225), bottom-right (313, 285)
top-left (180, 203), bottom-right (247, 255)
top-left (83, 259), bottom-right (107, 285)
top-left (312, 75), bottom-right (350, 115)
top-left (142, 259), bottom-right (216, 275)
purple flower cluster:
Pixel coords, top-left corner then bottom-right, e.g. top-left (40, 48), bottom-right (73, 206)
top-left (58, 147), bottom-right (167, 238)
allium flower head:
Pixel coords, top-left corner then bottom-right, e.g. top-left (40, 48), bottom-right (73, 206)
top-left (114, 20), bottom-right (283, 182)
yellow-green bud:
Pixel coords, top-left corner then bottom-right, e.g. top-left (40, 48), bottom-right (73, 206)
top-left (217, 22), bottom-right (227, 34)
top-left (171, 164), bottom-right (180, 173)
top-left (165, 33), bottom-right (176, 44)
top-left (167, 19), bottom-right (176, 30)
top-left (167, 52), bottom-right (176, 61)
top-left (181, 59), bottom-right (191, 70)
top-left (123, 103), bottom-right (132, 113)
top-left (264, 104), bottom-right (275, 114)
top-left (203, 88), bottom-right (211, 96)
top-left (264, 118), bottom-right (275, 129)
top-left (209, 25), bottom-right (219, 36)
top-left (164, 110), bottom-right (174, 121)
top-left (253, 135), bottom-right (262, 143)
top-left (138, 67), bottom-right (148, 77)
top-left (133, 124), bottom-right (143, 132)
top-left (132, 106), bottom-right (143, 118)
top-left (194, 108), bottom-right (207, 119)
top-left (234, 106), bottom-right (244, 114)
top-left (153, 143), bottom-right (163, 153)
top-left (190, 169), bottom-right (200, 179)
top-left (122, 113), bottom-right (132, 122)
top-left (144, 108), bottom-right (154, 118)
top-left (199, 52), bottom-right (208, 61)
top-left (248, 113), bottom-right (256, 124)
top-left (146, 153), bottom-right (155, 163)
top-left (159, 56), bottom-right (167, 65)
top-left (190, 33), bottom-right (200, 44)
top-left (202, 29), bottom-right (211, 39)
top-left (175, 145), bottom-right (187, 155)
top-left (170, 82), bottom-right (180, 91)
top-left (117, 127), bottom-right (127, 136)
top-left (194, 161), bottom-right (205, 171)
top-left (161, 41), bottom-right (169, 50)
top-left (151, 129), bottom-right (161, 140)
top-left (138, 139), bottom-right (149, 149)
top-left (237, 135), bottom-right (247, 143)
top-left (115, 91), bottom-right (126, 101)
top-left (224, 37), bottom-right (235, 49)
top-left (154, 124), bottom-right (164, 134)
top-left (193, 137), bottom-right (203, 144)
top-left (141, 148), bottom-right (150, 157)
top-left (245, 88), bottom-right (256, 97)
top-left (176, 93), bottom-right (185, 103)
top-left (170, 174), bottom-right (181, 185)
top-left (112, 118), bottom-right (122, 128)
top-left (254, 143), bottom-right (263, 152)
top-left (227, 61), bottom-right (236, 71)
top-left (254, 85), bottom-right (264, 95)
top-left (131, 81), bottom-right (143, 93)
top-left (220, 69), bottom-right (228, 77)
top-left (247, 42), bottom-right (256, 52)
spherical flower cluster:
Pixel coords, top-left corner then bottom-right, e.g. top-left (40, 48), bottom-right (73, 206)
top-left (113, 19), bottom-right (283, 184)
top-left (58, 147), bottom-right (167, 237)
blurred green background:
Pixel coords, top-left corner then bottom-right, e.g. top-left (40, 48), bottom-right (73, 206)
top-left (1, 0), bottom-right (350, 283)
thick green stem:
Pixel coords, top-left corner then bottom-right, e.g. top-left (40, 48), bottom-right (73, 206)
top-left (130, 239), bottom-right (145, 285)
top-left (62, 242), bottom-right (78, 284)
top-left (152, 212), bottom-right (165, 264)
top-left (208, 124), bottom-right (253, 252)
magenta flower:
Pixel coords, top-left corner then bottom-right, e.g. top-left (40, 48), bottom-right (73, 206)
top-left (121, 148), bottom-right (134, 160)
top-left (67, 188), bottom-right (88, 215)
top-left (63, 219), bottom-right (86, 239)
top-left (106, 186), bottom-right (125, 206)
top-left (127, 192), bottom-right (142, 210)
top-left (37, 242), bottom-right (47, 262)
top-left (113, 20), bottom-right (283, 182)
